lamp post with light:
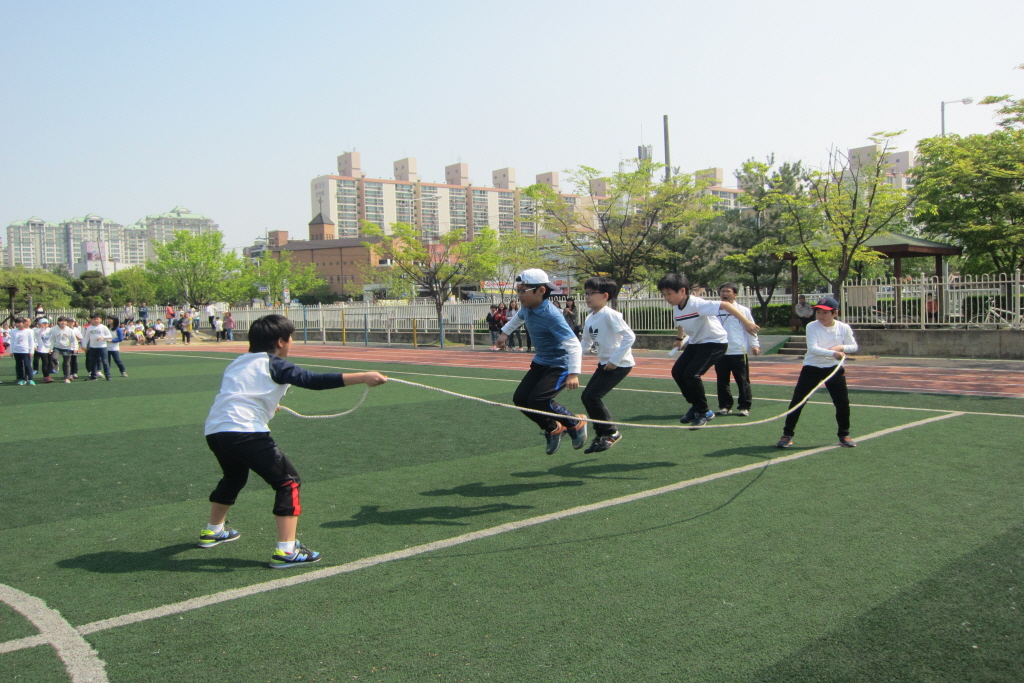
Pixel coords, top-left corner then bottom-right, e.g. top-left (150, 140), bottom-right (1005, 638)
top-left (941, 97), bottom-right (973, 136)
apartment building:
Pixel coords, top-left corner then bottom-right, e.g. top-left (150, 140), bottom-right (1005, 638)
top-left (5, 206), bottom-right (219, 272)
top-left (695, 168), bottom-right (746, 210)
top-left (310, 152), bottom-right (581, 240)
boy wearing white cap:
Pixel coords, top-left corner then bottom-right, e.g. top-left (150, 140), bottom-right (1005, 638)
top-left (496, 269), bottom-right (587, 455)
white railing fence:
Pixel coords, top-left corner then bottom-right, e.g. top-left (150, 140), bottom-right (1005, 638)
top-left (840, 270), bottom-right (1023, 329)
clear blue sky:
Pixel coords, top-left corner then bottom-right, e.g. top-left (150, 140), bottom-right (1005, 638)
top-left (2, 0), bottom-right (1021, 251)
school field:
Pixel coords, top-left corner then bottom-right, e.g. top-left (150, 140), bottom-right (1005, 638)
top-left (1, 345), bottom-right (1022, 682)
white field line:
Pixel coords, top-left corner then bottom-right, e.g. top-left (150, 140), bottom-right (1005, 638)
top-left (0, 411), bottom-right (964, 656)
top-left (144, 352), bottom-right (1024, 419)
top-left (0, 584), bottom-right (108, 682)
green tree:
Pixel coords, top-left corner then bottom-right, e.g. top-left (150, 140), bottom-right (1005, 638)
top-left (239, 252), bottom-right (325, 304)
top-left (147, 231), bottom-right (243, 306)
top-left (492, 230), bottom-right (559, 300)
top-left (525, 160), bottom-right (717, 290)
top-left (773, 133), bottom-right (910, 303)
top-left (913, 77), bottom-right (1024, 274)
top-left (108, 266), bottom-right (158, 307)
top-left (719, 157), bottom-right (806, 322)
top-left (362, 222), bottom-right (499, 345)
top-left (70, 270), bottom-right (113, 316)
top-left (0, 267), bottom-right (74, 321)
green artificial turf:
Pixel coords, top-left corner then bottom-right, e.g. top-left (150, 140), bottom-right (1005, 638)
top-left (0, 350), bottom-right (1020, 682)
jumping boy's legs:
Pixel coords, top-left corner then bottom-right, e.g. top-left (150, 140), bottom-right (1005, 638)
top-left (580, 364), bottom-right (630, 452)
top-left (671, 343), bottom-right (726, 423)
top-left (514, 363), bottom-right (586, 454)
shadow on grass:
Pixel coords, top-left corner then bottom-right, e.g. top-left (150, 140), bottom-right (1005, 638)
top-left (419, 481), bottom-right (585, 498)
top-left (322, 503), bottom-right (533, 528)
top-left (416, 465), bottom-right (769, 560)
top-left (55, 543), bottom-right (266, 573)
top-left (510, 459), bottom-right (679, 480)
top-left (701, 445), bottom-right (776, 460)
top-left (746, 522), bottom-right (1024, 683)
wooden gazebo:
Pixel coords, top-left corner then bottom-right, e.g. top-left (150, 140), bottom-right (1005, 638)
top-left (782, 233), bottom-right (962, 305)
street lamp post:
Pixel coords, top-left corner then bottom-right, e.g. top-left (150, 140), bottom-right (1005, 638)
top-left (941, 97), bottom-right (973, 136)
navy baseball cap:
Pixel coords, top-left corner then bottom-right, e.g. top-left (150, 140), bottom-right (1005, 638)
top-left (812, 297), bottom-right (840, 311)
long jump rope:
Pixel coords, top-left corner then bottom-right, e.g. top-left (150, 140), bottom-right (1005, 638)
top-left (277, 358), bottom-right (846, 431)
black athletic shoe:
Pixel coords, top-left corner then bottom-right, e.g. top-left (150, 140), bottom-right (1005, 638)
top-left (838, 436), bottom-right (857, 448)
top-left (680, 407), bottom-right (698, 424)
top-left (584, 432), bottom-right (622, 454)
top-left (566, 414), bottom-right (588, 450)
top-left (689, 410), bottom-right (715, 431)
top-left (544, 424), bottom-right (566, 455)
top-left (776, 435), bottom-right (793, 448)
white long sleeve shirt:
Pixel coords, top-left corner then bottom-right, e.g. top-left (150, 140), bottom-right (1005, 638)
top-left (33, 327), bottom-right (54, 353)
top-left (803, 320), bottom-right (858, 368)
top-left (716, 304), bottom-right (760, 356)
top-left (51, 326), bottom-right (79, 351)
top-left (582, 306), bottom-right (636, 368)
top-left (10, 328), bottom-right (36, 354)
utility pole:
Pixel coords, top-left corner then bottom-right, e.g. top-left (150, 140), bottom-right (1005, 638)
top-left (663, 115), bottom-right (671, 182)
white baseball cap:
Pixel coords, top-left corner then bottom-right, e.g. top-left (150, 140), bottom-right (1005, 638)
top-left (516, 268), bottom-right (551, 286)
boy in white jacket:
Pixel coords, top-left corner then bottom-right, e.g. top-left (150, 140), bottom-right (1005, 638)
top-left (579, 276), bottom-right (636, 453)
top-left (714, 283), bottom-right (760, 416)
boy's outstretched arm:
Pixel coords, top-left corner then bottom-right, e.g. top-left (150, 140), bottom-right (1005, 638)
top-left (343, 372), bottom-right (388, 387)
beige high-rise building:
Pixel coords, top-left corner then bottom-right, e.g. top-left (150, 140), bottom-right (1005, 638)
top-left (310, 153), bottom-right (589, 241)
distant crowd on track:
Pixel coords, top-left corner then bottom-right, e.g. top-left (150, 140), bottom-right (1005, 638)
top-left (0, 301), bottom-right (237, 384)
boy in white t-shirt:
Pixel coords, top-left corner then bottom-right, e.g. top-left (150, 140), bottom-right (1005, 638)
top-left (10, 317), bottom-right (36, 385)
top-left (579, 276), bottom-right (636, 453)
top-left (82, 314), bottom-right (113, 380)
top-left (714, 283), bottom-right (760, 417)
top-left (658, 273), bottom-right (760, 429)
top-left (201, 314), bottom-right (388, 568)
top-left (777, 297), bottom-right (858, 449)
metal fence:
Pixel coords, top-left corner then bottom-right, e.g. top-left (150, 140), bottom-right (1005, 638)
top-left (840, 270), bottom-right (1023, 329)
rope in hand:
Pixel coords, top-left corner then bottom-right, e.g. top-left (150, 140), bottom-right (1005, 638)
top-left (279, 359), bottom-right (846, 430)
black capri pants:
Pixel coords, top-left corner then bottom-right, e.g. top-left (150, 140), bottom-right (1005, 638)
top-left (513, 362), bottom-right (583, 434)
top-left (206, 432), bottom-right (303, 516)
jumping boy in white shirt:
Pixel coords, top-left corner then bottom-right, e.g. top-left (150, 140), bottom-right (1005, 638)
top-left (579, 276), bottom-right (636, 453)
top-left (658, 273), bottom-right (760, 429)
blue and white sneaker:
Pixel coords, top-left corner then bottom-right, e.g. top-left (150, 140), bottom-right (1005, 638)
top-left (269, 543), bottom-right (322, 569)
top-left (197, 526), bottom-right (240, 548)
top-left (689, 410), bottom-right (715, 430)
top-left (567, 414), bottom-right (588, 450)
top-left (679, 407), bottom-right (698, 424)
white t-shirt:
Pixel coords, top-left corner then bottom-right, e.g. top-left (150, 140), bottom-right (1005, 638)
top-left (673, 295), bottom-right (728, 345)
top-left (804, 320), bottom-right (858, 368)
top-left (83, 324), bottom-right (113, 349)
top-left (583, 306), bottom-right (636, 368)
top-left (716, 304), bottom-right (760, 355)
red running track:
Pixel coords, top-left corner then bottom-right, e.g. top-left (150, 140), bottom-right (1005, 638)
top-left (127, 342), bottom-right (1024, 399)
